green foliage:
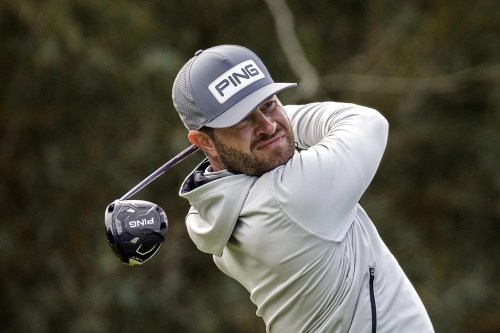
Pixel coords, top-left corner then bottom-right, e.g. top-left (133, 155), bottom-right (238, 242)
top-left (1, 0), bottom-right (498, 332)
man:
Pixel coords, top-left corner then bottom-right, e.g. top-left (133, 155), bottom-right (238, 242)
top-left (172, 45), bottom-right (434, 332)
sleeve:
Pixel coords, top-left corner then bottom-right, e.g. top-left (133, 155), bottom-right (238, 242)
top-left (273, 102), bottom-right (389, 241)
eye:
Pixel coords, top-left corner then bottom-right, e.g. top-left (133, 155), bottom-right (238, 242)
top-left (260, 100), bottom-right (276, 114)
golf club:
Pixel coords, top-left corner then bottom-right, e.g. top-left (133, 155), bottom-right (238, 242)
top-left (105, 144), bottom-right (199, 266)
top-left (120, 144), bottom-right (199, 200)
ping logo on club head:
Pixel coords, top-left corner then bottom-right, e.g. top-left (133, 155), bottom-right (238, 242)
top-left (128, 217), bottom-right (155, 228)
top-left (208, 60), bottom-right (265, 104)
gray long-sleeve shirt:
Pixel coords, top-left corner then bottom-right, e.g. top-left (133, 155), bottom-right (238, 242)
top-left (180, 102), bottom-right (434, 332)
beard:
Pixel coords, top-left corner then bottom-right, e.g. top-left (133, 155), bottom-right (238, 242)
top-left (212, 126), bottom-right (296, 176)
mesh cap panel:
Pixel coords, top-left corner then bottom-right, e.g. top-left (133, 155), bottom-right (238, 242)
top-left (172, 59), bottom-right (206, 130)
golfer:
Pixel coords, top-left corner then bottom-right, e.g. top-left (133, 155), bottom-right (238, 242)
top-left (172, 45), bottom-right (434, 332)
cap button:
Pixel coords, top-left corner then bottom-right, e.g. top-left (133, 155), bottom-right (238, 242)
top-left (194, 49), bottom-right (203, 56)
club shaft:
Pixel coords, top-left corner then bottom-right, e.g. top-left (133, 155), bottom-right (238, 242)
top-left (120, 145), bottom-right (199, 200)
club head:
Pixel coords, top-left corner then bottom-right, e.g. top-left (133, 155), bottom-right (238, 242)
top-left (105, 200), bottom-right (168, 266)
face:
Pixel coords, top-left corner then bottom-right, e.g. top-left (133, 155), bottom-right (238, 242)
top-left (209, 96), bottom-right (296, 176)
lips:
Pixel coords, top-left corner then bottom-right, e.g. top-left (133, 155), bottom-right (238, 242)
top-left (255, 134), bottom-right (284, 150)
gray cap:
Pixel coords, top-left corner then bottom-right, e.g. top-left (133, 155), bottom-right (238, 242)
top-left (172, 45), bottom-right (297, 130)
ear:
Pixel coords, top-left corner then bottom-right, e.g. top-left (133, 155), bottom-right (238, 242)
top-left (188, 130), bottom-right (226, 172)
top-left (188, 130), bottom-right (218, 157)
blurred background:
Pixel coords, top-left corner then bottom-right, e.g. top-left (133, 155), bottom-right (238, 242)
top-left (1, 0), bottom-right (499, 332)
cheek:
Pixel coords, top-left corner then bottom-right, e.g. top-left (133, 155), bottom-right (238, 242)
top-left (217, 130), bottom-right (252, 151)
top-left (275, 108), bottom-right (291, 126)
top-left (233, 127), bottom-right (256, 144)
top-left (276, 115), bottom-right (292, 132)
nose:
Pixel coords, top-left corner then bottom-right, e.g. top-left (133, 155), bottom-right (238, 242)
top-left (254, 110), bottom-right (277, 136)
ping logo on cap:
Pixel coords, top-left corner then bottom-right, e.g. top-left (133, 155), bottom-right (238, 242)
top-left (208, 60), bottom-right (265, 104)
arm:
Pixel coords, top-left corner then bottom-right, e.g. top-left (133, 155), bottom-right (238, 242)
top-left (275, 102), bottom-right (389, 240)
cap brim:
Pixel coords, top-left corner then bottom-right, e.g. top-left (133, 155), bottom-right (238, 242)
top-left (204, 82), bottom-right (297, 128)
